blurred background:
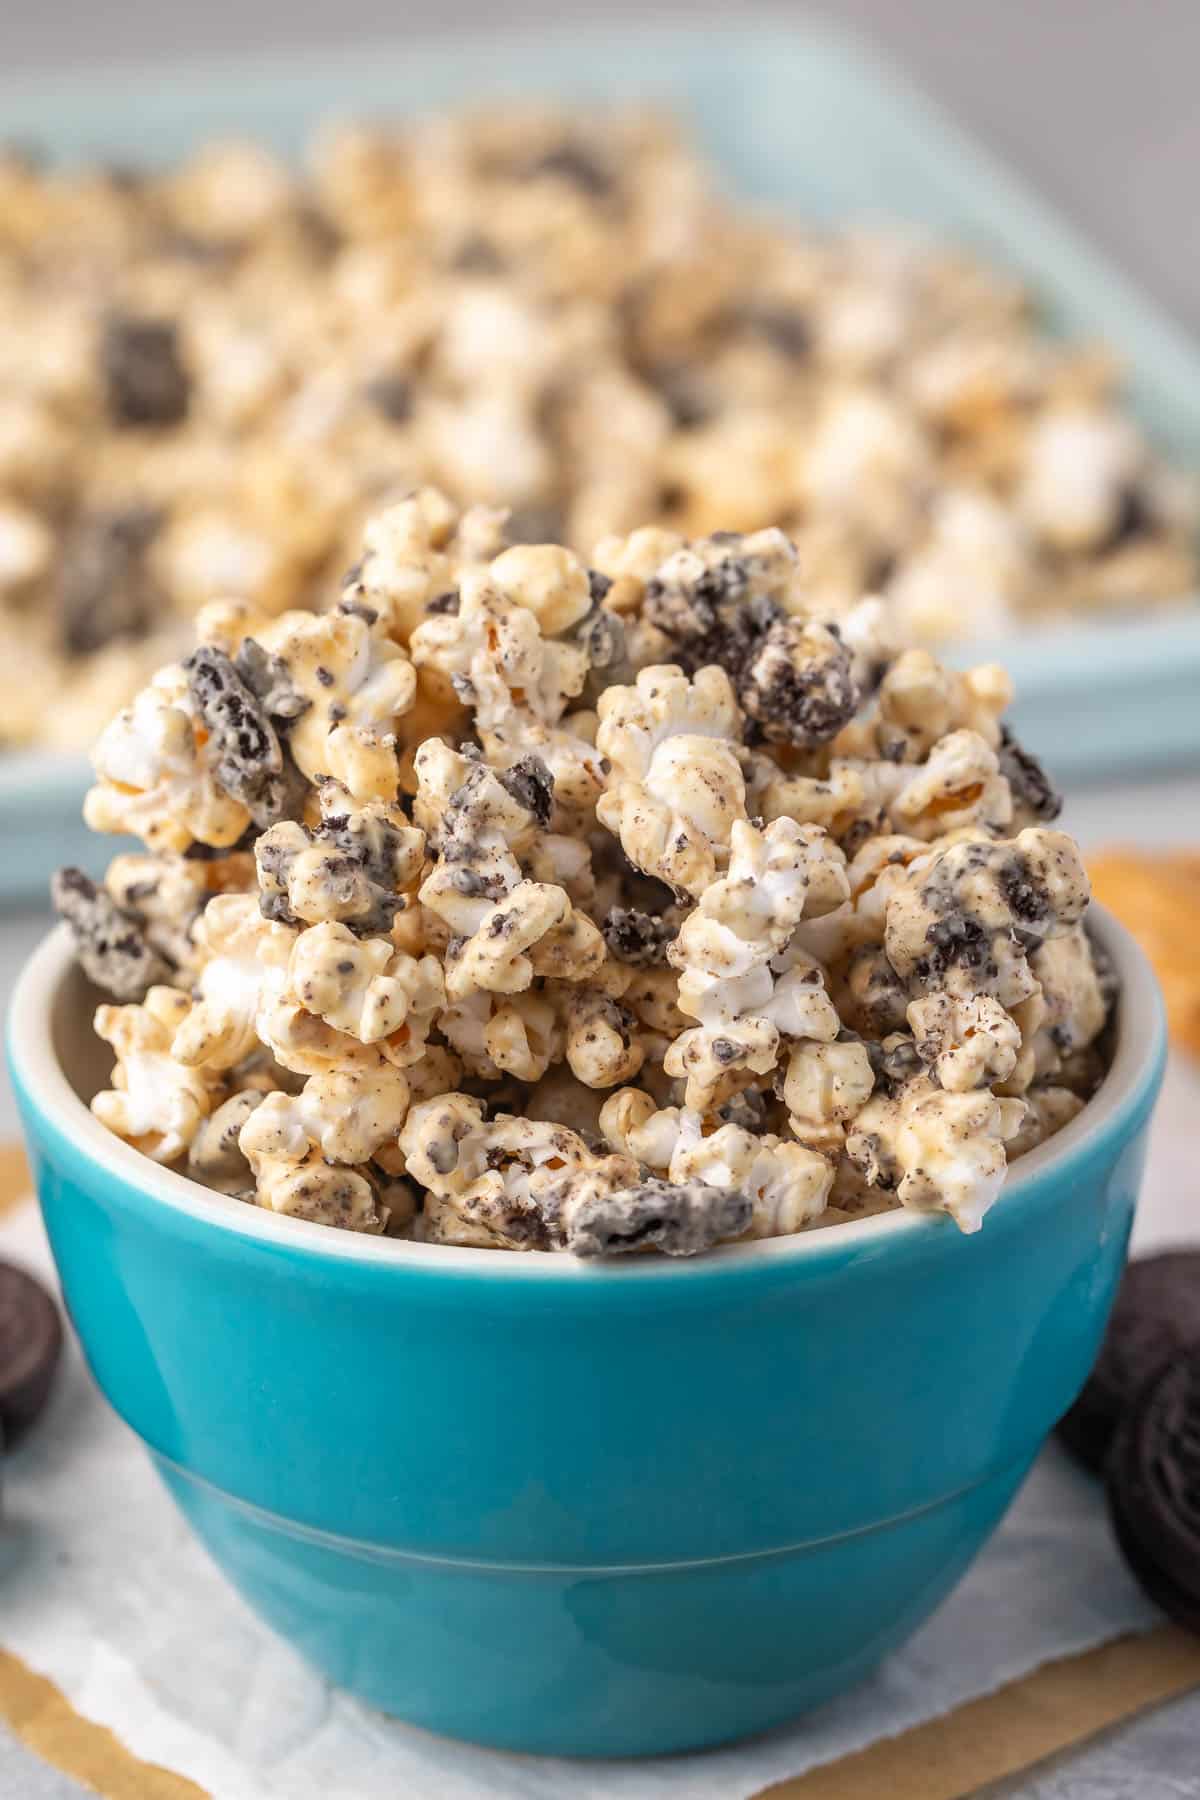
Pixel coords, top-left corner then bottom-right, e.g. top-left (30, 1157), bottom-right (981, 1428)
top-left (7, 0), bottom-right (1200, 334)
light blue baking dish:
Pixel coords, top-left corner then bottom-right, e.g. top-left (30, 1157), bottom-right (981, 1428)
top-left (3, 16), bottom-right (1199, 900)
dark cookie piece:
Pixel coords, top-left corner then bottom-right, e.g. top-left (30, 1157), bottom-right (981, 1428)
top-left (364, 374), bottom-right (413, 424)
top-left (451, 235), bottom-right (505, 275)
top-left (998, 727), bottom-right (1063, 825)
top-left (563, 1178), bottom-right (751, 1258)
top-left (571, 597), bottom-right (630, 705)
top-left (572, 600), bottom-right (627, 673)
top-left (496, 755), bottom-right (554, 829)
top-left (643, 557), bottom-right (857, 749)
top-left (424, 590), bottom-right (460, 616)
top-left (741, 619), bottom-right (857, 749)
top-left (184, 646), bottom-right (302, 829)
top-left (602, 906), bottom-right (675, 967)
top-left (734, 302), bottom-right (811, 359)
top-left (1107, 1345), bottom-right (1200, 1633)
top-left (1106, 483), bottom-right (1154, 551)
top-left (641, 359), bottom-right (715, 429)
top-left (523, 142), bottom-right (613, 198)
top-left (714, 1087), bottom-right (767, 1131)
top-left (504, 504), bottom-right (566, 548)
top-left (643, 555), bottom-right (754, 651)
top-left (1057, 1251), bottom-right (1200, 1473)
top-left (0, 1260), bottom-right (63, 1446)
top-left (233, 637), bottom-right (311, 726)
top-left (101, 313), bottom-right (190, 428)
top-left (52, 866), bottom-right (171, 1000)
top-left (58, 506), bottom-right (162, 656)
top-left (866, 1031), bottom-right (924, 1096)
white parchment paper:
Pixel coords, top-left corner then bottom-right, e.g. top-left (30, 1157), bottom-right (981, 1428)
top-left (2, 1055), bottom-right (1195, 1800)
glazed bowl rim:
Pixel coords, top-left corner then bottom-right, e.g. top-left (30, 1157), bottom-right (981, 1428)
top-left (7, 909), bottom-right (1165, 1279)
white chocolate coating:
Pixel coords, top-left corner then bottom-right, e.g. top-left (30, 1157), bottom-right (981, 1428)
top-left (66, 490), bottom-right (1112, 1246)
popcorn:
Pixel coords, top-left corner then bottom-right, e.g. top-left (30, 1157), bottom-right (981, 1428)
top-left (256, 781), bottom-right (424, 933)
top-left (1019, 407), bottom-right (1145, 553)
top-left (62, 490), bottom-right (1114, 1250)
top-left (1007, 1084), bottom-right (1085, 1159)
top-left (1025, 926), bottom-right (1109, 1076)
top-left (252, 1155), bottom-right (388, 1234)
top-left (664, 817), bottom-right (847, 1109)
top-left (666, 1112), bottom-right (834, 1239)
top-left (84, 664), bottom-right (251, 853)
top-left (846, 1076), bottom-right (1026, 1233)
top-left (240, 1065), bottom-right (411, 1168)
top-left (596, 664), bottom-right (748, 896)
top-left (416, 741), bottom-right (603, 999)
top-left (187, 1089), bottom-right (265, 1195)
top-left (400, 1096), bottom-right (747, 1254)
top-left (782, 1038), bottom-right (876, 1151)
top-left (619, 528), bottom-right (861, 750)
top-left (410, 570), bottom-right (578, 730)
top-left (10, 106), bottom-right (1188, 763)
top-left (170, 894), bottom-right (296, 1071)
top-left (560, 985), bottom-right (646, 1089)
top-left (598, 1094), bottom-right (832, 1238)
top-left (884, 828), bottom-right (1090, 1007)
top-left (286, 921), bottom-right (444, 1059)
top-left (252, 605), bottom-right (418, 803)
top-left (92, 986), bottom-right (221, 1163)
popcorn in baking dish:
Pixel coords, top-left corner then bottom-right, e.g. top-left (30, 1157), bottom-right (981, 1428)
top-left (2, 109), bottom-right (1197, 761)
top-left (60, 491), bottom-right (1114, 1248)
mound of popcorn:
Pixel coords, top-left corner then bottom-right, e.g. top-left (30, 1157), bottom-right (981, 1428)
top-left (2, 107), bottom-right (1196, 750)
top-left (55, 488), bottom-right (1112, 1256)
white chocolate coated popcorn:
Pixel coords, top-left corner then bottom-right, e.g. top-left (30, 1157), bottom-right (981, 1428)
top-left (64, 492), bottom-right (1113, 1248)
top-left (596, 665), bottom-right (747, 896)
top-left (92, 987), bottom-right (223, 1163)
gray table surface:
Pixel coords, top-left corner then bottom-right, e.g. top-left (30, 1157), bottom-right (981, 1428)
top-left (2, 2), bottom-right (1200, 1792)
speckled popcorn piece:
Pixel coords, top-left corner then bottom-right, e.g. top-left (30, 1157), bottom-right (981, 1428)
top-left (64, 490), bottom-right (1113, 1247)
top-left (256, 781), bottom-right (424, 935)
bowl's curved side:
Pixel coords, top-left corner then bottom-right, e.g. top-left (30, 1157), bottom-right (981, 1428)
top-left (17, 1056), bottom-right (1156, 1568)
top-left (154, 1443), bottom-right (1033, 1756)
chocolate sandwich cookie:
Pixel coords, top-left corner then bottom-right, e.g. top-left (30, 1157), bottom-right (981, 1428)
top-left (0, 1261), bottom-right (63, 1446)
top-left (1056, 1251), bottom-right (1200, 1474)
top-left (1107, 1346), bottom-right (1200, 1634)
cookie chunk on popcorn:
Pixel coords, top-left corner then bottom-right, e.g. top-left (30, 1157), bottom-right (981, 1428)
top-left (58, 492), bottom-right (1113, 1248)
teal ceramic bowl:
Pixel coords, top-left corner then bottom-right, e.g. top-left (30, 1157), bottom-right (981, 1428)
top-left (7, 910), bottom-right (1165, 1756)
